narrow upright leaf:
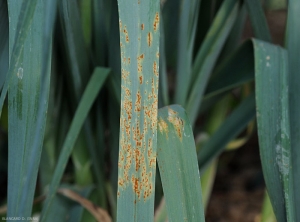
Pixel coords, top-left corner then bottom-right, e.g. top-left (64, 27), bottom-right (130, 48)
top-left (285, 1), bottom-right (300, 220)
top-left (40, 67), bottom-right (110, 221)
top-left (7, 0), bottom-right (52, 218)
top-left (198, 94), bottom-right (255, 169)
top-left (174, 0), bottom-right (200, 105)
top-left (0, 0), bottom-right (38, 114)
top-left (116, 0), bottom-right (160, 221)
top-left (254, 39), bottom-right (294, 222)
top-left (0, 0), bottom-right (9, 89)
top-left (244, 0), bottom-right (272, 42)
top-left (186, 0), bottom-right (238, 124)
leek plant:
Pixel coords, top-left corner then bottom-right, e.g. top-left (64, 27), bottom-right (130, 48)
top-left (0, 0), bottom-right (298, 221)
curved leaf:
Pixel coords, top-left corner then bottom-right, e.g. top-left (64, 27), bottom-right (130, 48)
top-left (157, 105), bottom-right (205, 222)
top-left (254, 39), bottom-right (294, 222)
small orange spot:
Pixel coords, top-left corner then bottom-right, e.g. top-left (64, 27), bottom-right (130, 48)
top-left (139, 76), bottom-right (143, 84)
top-left (167, 109), bottom-right (184, 141)
top-left (158, 117), bottom-right (168, 134)
top-left (147, 32), bottom-right (152, 47)
top-left (123, 26), bottom-right (129, 43)
top-left (135, 91), bottom-right (142, 112)
top-left (136, 141), bottom-right (142, 147)
top-left (141, 24), bottom-right (144, 30)
top-left (128, 58), bottom-right (131, 64)
top-left (138, 63), bottom-right (143, 73)
top-left (138, 54), bottom-right (144, 60)
top-left (153, 12), bottom-right (159, 31)
top-left (153, 61), bottom-right (158, 76)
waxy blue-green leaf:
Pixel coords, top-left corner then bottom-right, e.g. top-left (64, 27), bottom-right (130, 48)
top-left (40, 67), bottom-right (110, 221)
top-left (198, 93), bottom-right (255, 169)
top-left (7, 0), bottom-right (55, 218)
top-left (92, 0), bottom-right (107, 67)
top-left (158, 14), bottom-right (169, 107)
top-left (220, 3), bottom-right (247, 57)
top-left (244, 0), bottom-right (272, 42)
top-left (116, 0), bottom-right (160, 221)
top-left (79, 0), bottom-right (92, 46)
top-left (174, 0), bottom-right (200, 105)
top-left (157, 105), bottom-right (205, 222)
top-left (285, 0), bottom-right (300, 220)
top-left (254, 39), bottom-right (295, 222)
top-left (0, 0), bottom-right (38, 115)
top-left (186, 0), bottom-right (239, 124)
top-left (205, 40), bottom-right (254, 99)
top-left (0, 0), bottom-right (9, 89)
top-left (161, 0), bottom-right (180, 68)
top-left (59, 0), bottom-right (107, 204)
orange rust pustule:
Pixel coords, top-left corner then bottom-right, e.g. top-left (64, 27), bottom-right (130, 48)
top-left (167, 109), bottom-right (184, 141)
top-left (153, 61), bottom-right (158, 76)
top-left (147, 32), bottom-right (152, 47)
top-left (121, 69), bottom-right (130, 80)
top-left (141, 24), bottom-right (144, 30)
top-left (138, 63), bottom-right (143, 73)
top-left (139, 76), bottom-right (143, 84)
top-left (138, 54), bottom-right (144, 60)
top-left (153, 12), bottom-right (159, 31)
top-left (135, 90), bottom-right (142, 112)
top-left (123, 26), bottom-right (129, 43)
top-left (134, 149), bottom-right (141, 171)
top-left (158, 117), bottom-right (168, 134)
top-left (131, 176), bottom-right (141, 198)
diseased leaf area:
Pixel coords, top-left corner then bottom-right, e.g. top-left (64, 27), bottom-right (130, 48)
top-left (117, 0), bottom-right (160, 221)
top-left (157, 105), bottom-right (205, 222)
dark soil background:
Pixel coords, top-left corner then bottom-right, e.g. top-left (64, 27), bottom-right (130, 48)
top-left (206, 135), bottom-right (265, 222)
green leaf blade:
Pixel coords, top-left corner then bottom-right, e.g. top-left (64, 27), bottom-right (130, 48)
top-left (157, 105), bottom-right (205, 222)
top-left (285, 1), bottom-right (300, 221)
top-left (7, 0), bottom-right (51, 217)
top-left (254, 39), bottom-right (295, 222)
top-left (174, 0), bottom-right (200, 105)
top-left (116, 0), bottom-right (160, 221)
top-left (244, 0), bottom-right (272, 42)
top-left (186, 0), bottom-right (239, 124)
